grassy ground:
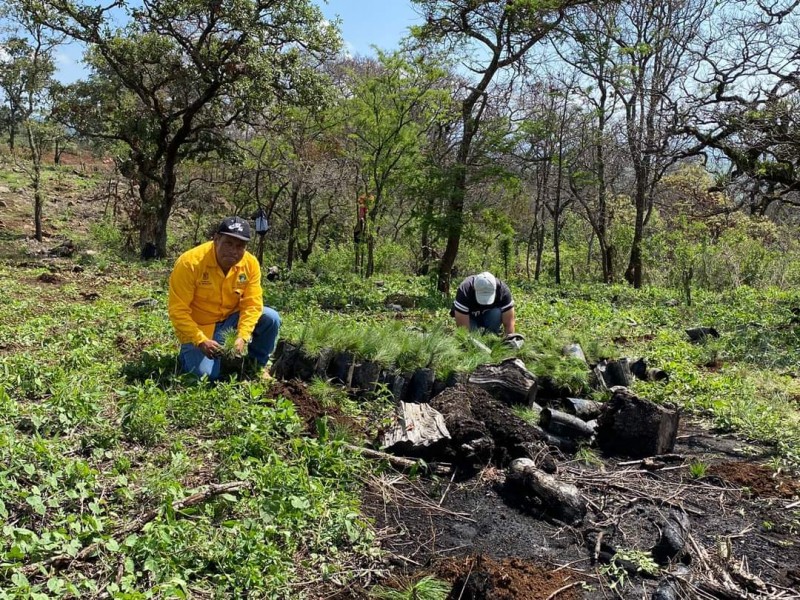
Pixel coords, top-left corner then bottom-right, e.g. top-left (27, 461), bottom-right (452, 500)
top-left (1, 165), bottom-right (799, 597)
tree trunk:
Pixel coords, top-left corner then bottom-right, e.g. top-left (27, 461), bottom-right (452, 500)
top-left (26, 124), bottom-right (43, 242)
top-left (366, 232), bottom-right (375, 278)
top-left (436, 171), bottom-right (465, 294)
top-left (137, 178), bottom-right (171, 260)
top-left (539, 408), bottom-right (596, 439)
top-left (287, 185), bottom-right (299, 270)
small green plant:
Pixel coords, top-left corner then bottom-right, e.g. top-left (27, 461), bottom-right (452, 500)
top-left (689, 460), bottom-right (708, 479)
top-left (220, 327), bottom-right (246, 357)
top-left (575, 445), bottom-right (603, 467)
top-left (512, 405), bottom-right (542, 425)
top-left (600, 549), bottom-right (659, 591)
top-left (369, 575), bottom-right (451, 600)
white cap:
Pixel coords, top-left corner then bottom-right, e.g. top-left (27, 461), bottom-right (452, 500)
top-left (474, 272), bottom-right (497, 305)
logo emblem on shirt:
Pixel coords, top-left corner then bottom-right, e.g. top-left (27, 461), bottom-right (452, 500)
top-left (238, 273), bottom-right (247, 283)
top-left (202, 272), bottom-right (209, 281)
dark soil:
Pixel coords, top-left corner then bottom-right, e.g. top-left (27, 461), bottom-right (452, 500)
top-left (271, 375), bottom-right (800, 599)
top-left (706, 461), bottom-right (800, 498)
top-left (270, 379), bottom-right (360, 437)
top-left (357, 417), bottom-right (800, 599)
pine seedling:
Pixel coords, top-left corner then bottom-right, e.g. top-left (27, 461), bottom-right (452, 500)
top-left (220, 328), bottom-right (247, 358)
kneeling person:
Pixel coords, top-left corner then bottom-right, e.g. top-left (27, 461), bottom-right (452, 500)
top-left (168, 216), bottom-right (281, 380)
top-left (451, 271), bottom-right (515, 336)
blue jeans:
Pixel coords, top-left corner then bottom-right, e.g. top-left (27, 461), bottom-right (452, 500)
top-left (179, 307), bottom-right (281, 380)
top-left (470, 308), bottom-right (502, 334)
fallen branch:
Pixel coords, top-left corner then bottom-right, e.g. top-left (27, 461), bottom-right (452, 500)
top-left (21, 481), bottom-right (251, 576)
top-left (546, 580), bottom-right (586, 600)
top-left (346, 444), bottom-right (451, 476)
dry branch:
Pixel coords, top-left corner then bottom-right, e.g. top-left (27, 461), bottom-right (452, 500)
top-left (347, 444), bottom-right (451, 476)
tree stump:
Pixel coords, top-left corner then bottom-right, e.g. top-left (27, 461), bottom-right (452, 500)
top-left (380, 401), bottom-right (450, 455)
top-left (506, 458), bottom-right (587, 524)
top-left (468, 357), bottom-right (537, 407)
top-left (595, 388), bottom-right (680, 458)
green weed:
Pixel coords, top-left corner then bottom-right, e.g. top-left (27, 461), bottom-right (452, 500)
top-left (688, 460), bottom-right (708, 479)
top-left (369, 575), bottom-right (451, 600)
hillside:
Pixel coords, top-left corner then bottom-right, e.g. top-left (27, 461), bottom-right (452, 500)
top-left (0, 166), bottom-right (799, 599)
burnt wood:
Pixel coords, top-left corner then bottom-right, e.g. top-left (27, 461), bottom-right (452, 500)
top-left (468, 357), bottom-right (538, 407)
top-left (539, 407), bottom-right (596, 439)
top-left (506, 457), bottom-right (587, 524)
top-left (602, 358), bottom-right (633, 387)
top-left (596, 388), bottom-right (680, 458)
top-left (380, 401), bottom-right (451, 454)
top-left (563, 397), bottom-right (603, 421)
top-left (652, 509), bottom-right (691, 564)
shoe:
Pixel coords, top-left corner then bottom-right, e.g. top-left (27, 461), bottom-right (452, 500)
top-left (260, 365), bottom-right (275, 382)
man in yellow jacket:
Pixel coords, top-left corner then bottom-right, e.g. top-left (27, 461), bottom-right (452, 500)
top-left (168, 216), bottom-right (281, 380)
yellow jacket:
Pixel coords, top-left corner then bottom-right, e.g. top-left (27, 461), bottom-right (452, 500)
top-left (168, 241), bottom-right (264, 345)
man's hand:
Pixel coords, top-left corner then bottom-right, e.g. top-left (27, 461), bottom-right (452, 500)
top-left (198, 339), bottom-right (223, 358)
top-left (233, 337), bottom-right (247, 356)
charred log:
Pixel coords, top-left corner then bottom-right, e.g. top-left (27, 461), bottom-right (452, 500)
top-left (506, 458), bottom-right (586, 524)
top-left (430, 385), bottom-right (495, 465)
top-left (431, 385), bottom-right (546, 466)
top-left (539, 408), bottom-right (596, 439)
top-left (380, 401), bottom-right (451, 455)
top-left (631, 358), bottom-right (669, 382)
top-left (601, 358), bottom-right (633, 387)
top-left (563, 397), bottom-right (603, 421)
top-left (652, 510), bottom-right (691, 565)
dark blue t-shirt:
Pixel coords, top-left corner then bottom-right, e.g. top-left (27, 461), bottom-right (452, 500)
top-left (450, 275), bottom-right (514, 317)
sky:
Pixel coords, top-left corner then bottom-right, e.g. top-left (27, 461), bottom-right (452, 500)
top-left (52, 0), bottom-right (423, 84)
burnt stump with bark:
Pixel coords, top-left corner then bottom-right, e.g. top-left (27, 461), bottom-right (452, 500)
top-left (595, 388), bottom-right (680, 458)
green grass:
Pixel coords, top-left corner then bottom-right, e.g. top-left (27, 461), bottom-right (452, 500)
top-left (1, 239), bottom-right (800, 596)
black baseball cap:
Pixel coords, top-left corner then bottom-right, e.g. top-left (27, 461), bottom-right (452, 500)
top-left (216, 216), bottom-right (251, 242)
